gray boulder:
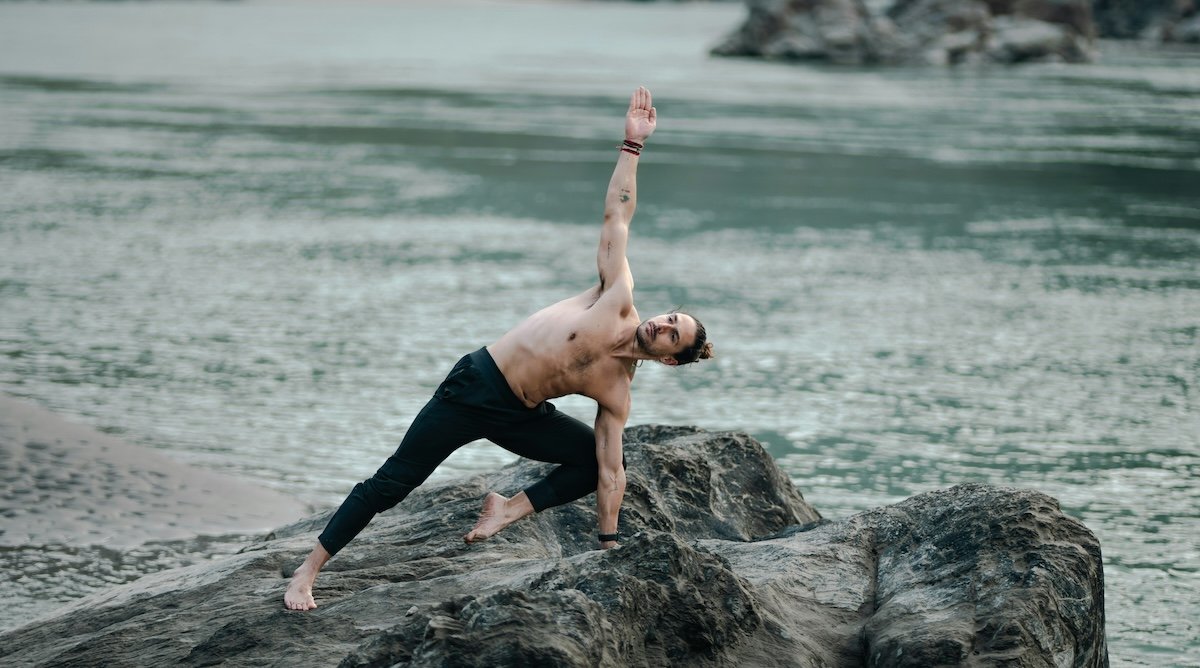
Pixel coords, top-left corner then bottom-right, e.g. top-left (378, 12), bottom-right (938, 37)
top-left (986, 15), bottom-right (1093, 62)
top-left (713, 0), bottom-right (1097, 64)
top-left (0, 425), bottom-right (1107, 667)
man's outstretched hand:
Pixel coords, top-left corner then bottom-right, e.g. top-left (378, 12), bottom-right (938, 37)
top-left (625, 86), bottom-right (656, 144)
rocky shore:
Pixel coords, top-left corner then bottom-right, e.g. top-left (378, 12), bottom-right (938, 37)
top-left (0, 425), bottom-right (1108, 667)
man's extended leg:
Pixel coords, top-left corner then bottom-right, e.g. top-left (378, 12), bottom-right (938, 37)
top-left (285, 395), bottom-right (484, 610)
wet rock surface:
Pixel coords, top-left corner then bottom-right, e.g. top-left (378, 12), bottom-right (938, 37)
top-left (0, 425), bottom-right (1107, 667)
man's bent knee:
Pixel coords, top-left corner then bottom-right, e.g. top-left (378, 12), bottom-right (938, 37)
top-left (356, 476), bottom-right (419, 514)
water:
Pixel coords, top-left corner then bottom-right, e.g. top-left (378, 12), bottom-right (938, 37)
top-left (1, 0), bottom-right (1198, 663)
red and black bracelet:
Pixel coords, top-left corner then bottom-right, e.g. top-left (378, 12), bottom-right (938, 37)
top-left (619, 139), bottom-right (643, 156)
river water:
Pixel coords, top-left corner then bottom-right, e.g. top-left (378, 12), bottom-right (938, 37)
top-left (1, 0), bottom-right (1197, 663)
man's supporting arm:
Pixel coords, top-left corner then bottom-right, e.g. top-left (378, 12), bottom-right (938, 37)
top-left (594, 402), bottom-right (629, 548)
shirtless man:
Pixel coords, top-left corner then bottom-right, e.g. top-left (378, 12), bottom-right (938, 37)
top-left (284, 86), bottom-right (714, 611)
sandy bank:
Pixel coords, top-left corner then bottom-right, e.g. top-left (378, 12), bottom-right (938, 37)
top-left (0, 394), bottom-right (311, 549)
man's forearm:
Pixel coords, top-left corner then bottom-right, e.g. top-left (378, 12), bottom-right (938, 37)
top-left (596, 468), bottom-right (626, 534)
top-left (604, 150), bottom-right (638, 222)
top-left (606, 85), bottom-right (654, 223)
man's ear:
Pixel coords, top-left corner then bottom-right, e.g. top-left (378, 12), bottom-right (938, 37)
top-left (659, 357), bottom-right (679, 366)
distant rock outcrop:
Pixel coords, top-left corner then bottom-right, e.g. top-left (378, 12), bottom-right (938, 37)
top-left (1093, 0), bottom-right (1200, 42)
top-left (712, 0), bottom-right (1099, 64)
top-left (0, 425), bottom-right (1108, 667)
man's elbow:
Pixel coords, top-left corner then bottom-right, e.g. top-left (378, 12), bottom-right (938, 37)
top-left (603, 210), bottom-right (630, 227)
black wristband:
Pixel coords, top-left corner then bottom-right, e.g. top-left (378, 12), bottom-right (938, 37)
top-left (598, 532), bottom-right (619, 542)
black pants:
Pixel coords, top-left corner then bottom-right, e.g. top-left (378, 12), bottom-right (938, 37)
top-left (317, 347), bottom-right (611, 557)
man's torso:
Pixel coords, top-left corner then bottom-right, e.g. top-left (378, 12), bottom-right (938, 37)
top-left (487, 285), bottom-right (638, 412)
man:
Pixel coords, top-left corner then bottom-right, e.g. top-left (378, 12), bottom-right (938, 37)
top-left (285, 86), bottom-right (714, 611)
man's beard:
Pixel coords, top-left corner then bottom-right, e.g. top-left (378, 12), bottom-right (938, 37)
top-left (634, 322), bottom-right (649, 353)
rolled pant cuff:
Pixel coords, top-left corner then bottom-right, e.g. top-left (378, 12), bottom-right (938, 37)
top-left (524, 480), bottom-right (558, 513)
top-left (317, 532), bottom-right (343, 558)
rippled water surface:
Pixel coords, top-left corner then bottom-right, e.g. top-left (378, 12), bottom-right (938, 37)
top-left (1, 1), bottom-right (1198, 662)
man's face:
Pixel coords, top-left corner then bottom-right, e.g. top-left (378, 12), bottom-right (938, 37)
top-left (636, 312), bottom-right (698, 363)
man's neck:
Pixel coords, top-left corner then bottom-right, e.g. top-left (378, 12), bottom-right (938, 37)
top-left (610, 323), bottom-right (654, 363)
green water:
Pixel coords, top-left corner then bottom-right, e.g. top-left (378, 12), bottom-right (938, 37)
top-left (1, 1), bottom-right (1198, 662)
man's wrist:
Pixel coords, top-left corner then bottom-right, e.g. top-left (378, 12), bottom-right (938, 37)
top-left (619, 139), bottom-right (644, 157)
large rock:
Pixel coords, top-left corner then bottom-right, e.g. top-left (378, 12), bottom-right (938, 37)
top-left (0, 425), bottom-right (1108, 667)
top-left (711, 0), bottom-right (888, 64)
top-left (712, 0), bottom-right (1097, 64)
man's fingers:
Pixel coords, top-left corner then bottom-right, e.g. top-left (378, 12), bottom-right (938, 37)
top-left (630, 86), bottom-right (652, 112)
top-left (649, 106), bottom-right (656, 123)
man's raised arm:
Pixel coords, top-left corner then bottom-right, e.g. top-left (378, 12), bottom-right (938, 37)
top-left (597, 86), bottom-right (656, 291)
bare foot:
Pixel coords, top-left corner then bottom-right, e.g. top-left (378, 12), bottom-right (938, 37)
top-left (284, 566), bottom-right (318, 611)
top-left (464, 492), bottom-right (507, 543)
